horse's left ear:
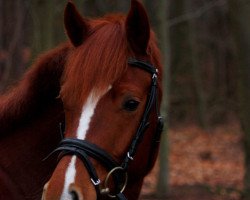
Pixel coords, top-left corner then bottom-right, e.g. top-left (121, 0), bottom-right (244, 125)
top-left (64, 1), bottom-right (89, 47)
top-left (126, 0), bottom-right (150, 55)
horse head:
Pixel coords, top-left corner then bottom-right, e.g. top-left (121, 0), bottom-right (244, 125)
top-left (42, 0), bottom-right (163, 199)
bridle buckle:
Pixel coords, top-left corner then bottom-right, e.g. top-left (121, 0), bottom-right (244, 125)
top-left (91, 178), bottom-right (101, 186)
top-left (127, 152), bottom-right (134, 160)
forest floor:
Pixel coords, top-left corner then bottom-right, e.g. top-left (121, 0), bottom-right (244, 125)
top-left (140, 121), bottom-right (244, 200)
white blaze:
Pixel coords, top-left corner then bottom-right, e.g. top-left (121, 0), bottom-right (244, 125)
top-left (60, 89), bottom-right (110, 199)
top-left (76, 93), bottom-right (101, 140)
top-left (60, 156), bottom-right (77, 200)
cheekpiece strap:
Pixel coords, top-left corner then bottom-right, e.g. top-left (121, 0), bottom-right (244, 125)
top-left (121, 58), bottom-right (160, 170)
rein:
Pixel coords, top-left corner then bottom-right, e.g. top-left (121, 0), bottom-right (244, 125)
top-left (47, 58), bottom-right (163, 199)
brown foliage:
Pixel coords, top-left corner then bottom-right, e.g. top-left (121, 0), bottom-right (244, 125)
top-left (141, 122), bottom-right (243, 199)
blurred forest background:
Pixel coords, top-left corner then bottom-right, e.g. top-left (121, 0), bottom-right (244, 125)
top-left (0, 0), bottom-right (249, 200)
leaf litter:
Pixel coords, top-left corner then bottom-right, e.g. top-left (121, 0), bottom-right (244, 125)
top-left (140, 121), bottom-right (244, 200)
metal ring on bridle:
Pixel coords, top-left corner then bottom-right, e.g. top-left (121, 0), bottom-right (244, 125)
top-left (104, 167), bottom-right (128, 198)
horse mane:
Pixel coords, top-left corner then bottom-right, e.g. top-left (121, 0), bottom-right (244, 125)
top-left (0, 14), bottom-right (162, 135)
top-left (60, 14), bottom-right (162, 108)
top-left (0, 43), bottom-right (70, 135)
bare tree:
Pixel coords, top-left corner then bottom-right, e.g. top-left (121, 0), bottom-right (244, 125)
top-left (0, 0), bottom-right (4, 84)
top-left (0, 0), bottom-right (26, 91)
top-left (185, 0), bottom-right (208, 128)
top-left (30, 0), bottom-right (55, 57)
top-left (228, 0), bottom-right (250, 198)
top-left (143, 0), bottom-right (170, 197)
top-left (82, 0), bottom-right (129, 17)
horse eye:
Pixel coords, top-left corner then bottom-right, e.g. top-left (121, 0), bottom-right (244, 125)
top-left (123, 99), bottom-right (140, 111)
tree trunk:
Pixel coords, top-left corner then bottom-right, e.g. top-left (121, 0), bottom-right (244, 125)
top-left (167, 0), bottom-right (192, 124)
top-left (0, 0), bottom-right (26, 91)
top-left (185, 0), bottom-right (207, 128)
top-left (228, 0), bottom-right (250, 198)
top-left (0, 0), bottom-right (3, 84)
top-left (30, 0), bottom-right (55, 57)
top-left (143, 0), bottom-right (170, 197)
top-left (0, 1), bottom-right (3, 50)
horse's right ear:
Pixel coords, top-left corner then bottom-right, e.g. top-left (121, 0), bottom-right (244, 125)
top-left (126, 0), bottom-right (150, 55)
top-left (64, 1), bottom-right (89, 47)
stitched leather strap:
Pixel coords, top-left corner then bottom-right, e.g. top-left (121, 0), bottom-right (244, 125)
top-left (52, 146), bottom-right (101, 195)
top-left (59, 138), bottom-right (119, 171)
top-left (122, 59), bottom-right (160, 170)
top-left (128, 58), bottom-right (158, 75)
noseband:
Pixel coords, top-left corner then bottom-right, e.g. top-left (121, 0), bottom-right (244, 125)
top-left (47, 58), bottom-right (163, 199)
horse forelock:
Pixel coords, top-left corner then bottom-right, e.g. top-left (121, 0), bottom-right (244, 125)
top-left (60, 16), bottom-right (129, 108)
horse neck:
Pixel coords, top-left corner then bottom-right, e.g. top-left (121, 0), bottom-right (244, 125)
top-left (0, 43), bottom-right (70, 199)
top-left (0, 43), bottom-right (70, 137)
top-left (0, 101), bottom-right (64, 199)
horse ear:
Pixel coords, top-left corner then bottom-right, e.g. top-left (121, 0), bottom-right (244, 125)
top-left (126, 0), bottom-right (150, 55)
top-left (64, 1), bottom-right (89, 47)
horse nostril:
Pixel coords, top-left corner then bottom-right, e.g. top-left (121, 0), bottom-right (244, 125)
top-left (69, 185), bottom-right (83, 200)
top-left (70, 191), bottom-right (79, 200)
top-left (42, 182), bottom-right (49, 200)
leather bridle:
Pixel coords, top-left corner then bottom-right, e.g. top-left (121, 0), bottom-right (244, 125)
top-left (47, 58), bottom-right (163, 200)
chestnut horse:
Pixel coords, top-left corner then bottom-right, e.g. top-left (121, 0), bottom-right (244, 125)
top-left (0, 0), bottom-right (163, 199)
